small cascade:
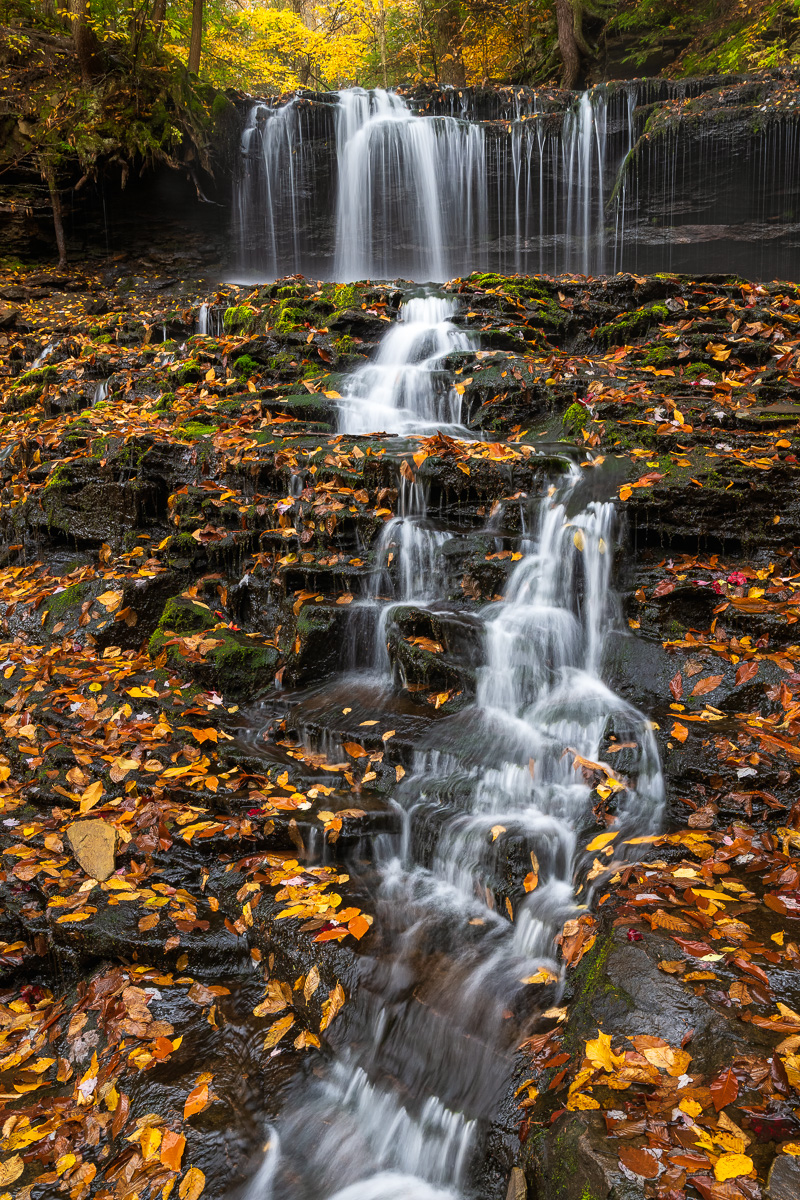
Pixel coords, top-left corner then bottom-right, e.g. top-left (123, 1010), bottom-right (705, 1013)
top-left (248, 465), bottom-right (663, 1200)
top-left (91, 380), bottom-right (108, 407)
top-left (347, 474), bottom-right (450, 672)
top-left (337, 295), bottom-right (473, 435)
top-left (197, 304), bottom-right (222, 337)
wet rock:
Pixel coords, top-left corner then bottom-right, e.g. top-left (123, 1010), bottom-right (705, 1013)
top-left (766, 1152), bottom-right (800, 1200)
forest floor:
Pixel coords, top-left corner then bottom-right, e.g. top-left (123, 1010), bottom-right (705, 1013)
top-left (1, 263), bottom-right (800, 1200)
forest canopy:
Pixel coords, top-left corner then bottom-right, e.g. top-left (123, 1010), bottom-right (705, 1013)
top-left (2, 0), bottom-right (800, 95)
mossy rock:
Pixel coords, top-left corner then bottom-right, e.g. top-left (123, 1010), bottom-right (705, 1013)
top-left (593, 304), bottom-right (669, 348)
top-left (223, 306), bottom-right (256, 334)
top-left (562, 402), bottom-right (589, 434)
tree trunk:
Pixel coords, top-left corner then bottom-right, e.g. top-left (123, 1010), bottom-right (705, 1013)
top-left (188, 0), bottom-right (203, 73)
top-left (71, 0), bottom-right (95, 86)
top-left (378, 0), bottom-right (387, 88)
top-left (43, 160), bottom-right (67, 270)
top-left (152, 0), bottom-right (166, 32)
top-left (435, 0), bottom-right (466, 86)
top-left (555, 0), bottom-right (581, 89)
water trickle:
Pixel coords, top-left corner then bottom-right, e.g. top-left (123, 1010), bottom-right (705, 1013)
top-left (337, 296), bottom-right (473, 436)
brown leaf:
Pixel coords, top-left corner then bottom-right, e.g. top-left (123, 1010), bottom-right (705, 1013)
top-left (618, 1146), bottom-right (660, 1178)
top-left (652, 579), bottom-right (676, 598)
top-left (710, 1066), bottom-right (739, 1112)
top-left (735, 660), bottom-right (758, 687)
top-left (669, 671), bottom-right (683, 701)
top-left (691, 675), bottom-right (724, 696)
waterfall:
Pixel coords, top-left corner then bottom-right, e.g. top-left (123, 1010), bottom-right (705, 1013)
top-left (234, 81), bottom-right (800, 282)
top-left (248, 316), bottom-right (663, 1200)
top-left (337, 295), bottom-right (473, 435)
top-left (333, 89), bottom-right (487, 283)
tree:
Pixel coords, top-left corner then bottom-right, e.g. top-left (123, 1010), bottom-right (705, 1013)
top-left (188, 0), bottom-right (202, 72)
top-left (71, 0), bottom-right (97, 85)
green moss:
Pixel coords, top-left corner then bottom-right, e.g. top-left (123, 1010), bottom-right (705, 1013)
top-left (333, 284), bottom-right (361, 309)
top-left (223, 305), bottom-right (256, 333)
top-left (274, 301), bottom-right (307, 333)
top-left (232, 354), bottom-right (260, 378)
top-left (148, 596), bottom-right (217, 658)
top-left (562, 402), bottom-right (589, 434)
top-left (155, 391), bottom-right (176, 411)
top-left (594, 303), bottom-right (670, 347)
top-left (683, 361), bottom-right (721, 381)
top-left (640, 344), bottom-right (674, 367)
top-left (332, 334), bottom-right (357, 355)
top-left (45, 581), bottom-right (92, 620)
top-left (174, 421), bottom-right (216, 439)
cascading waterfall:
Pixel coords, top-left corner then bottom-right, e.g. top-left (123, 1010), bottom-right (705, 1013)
top-left (234, 81), bottom-right (800, 282)
top-left (337, 296), bottom-right (473, 435)
top-left (245, 316), bottom-right (663, 1200)
top-left (333, 89), bottom-right (487, 282)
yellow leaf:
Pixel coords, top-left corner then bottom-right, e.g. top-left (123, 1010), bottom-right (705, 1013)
top-left (566, 1092), bottom-right (600, 1110)
top-left (179, 1166), bottom-right (206, 1200)
top-left (585, 831), bottom-right (617, 852)
top-left (97, 590), bottom-right (123, 612)
top-left (141, 1126), bottom-right (163, 1161)
top-left (679, 1098), bottom-right (702, 1118)
top-left (320, 982), bottom-right (345, 1032)
top-left (573, 529), bottom-right (585, 551)
top-left (303, 966), bottom-right (320, 1002)
top-left (79, 780), bottom-right (104, 813)
top-left (585, 1030), bottom-right (624, 1072)
top-left (0, 1156), bottom-right (24, 1186)
top-left (490, 824), bottom-right (506, 841)
top-left (714, 1153), bottom-right (753, 1182)
top-left (263, 1014), bottom-right (295, 1049)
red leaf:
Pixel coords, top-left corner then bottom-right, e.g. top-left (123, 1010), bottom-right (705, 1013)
top-left (735, 660), bottom-right (758, 687)
top-left (653, 580), bottom-right (676, 598)
top-left (710, 1066), bottom-right (738, 1112)
top-left (669, 671), bottom-right (683, 701)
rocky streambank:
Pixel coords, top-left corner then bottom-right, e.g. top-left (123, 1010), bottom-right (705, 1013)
top-left (1, 264), bottom-right (800, 1200)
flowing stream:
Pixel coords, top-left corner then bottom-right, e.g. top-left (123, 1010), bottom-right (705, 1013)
top-left (243, 299), bottom-right (663, 1200)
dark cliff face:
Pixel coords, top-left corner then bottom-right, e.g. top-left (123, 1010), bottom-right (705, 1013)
top-left (228, 73), bottom-right (800, 285)
top-left (5, 72), bottom-right (800, 284)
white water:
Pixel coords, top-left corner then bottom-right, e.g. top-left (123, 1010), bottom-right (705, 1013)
top-left (242, 297), bottom-right (663, 1200)
top-left (334, 89), bottom-right (486, 282)
top-left (337, 296), bottom-right (472, 435)
top-left (235, 85), bottom-right (643, 280)
top-left (245, 495), bottom-right (662, 1200)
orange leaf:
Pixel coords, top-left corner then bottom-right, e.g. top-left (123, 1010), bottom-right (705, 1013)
top-left (671, 722), bottom-right (688, 743)
top-left (348, 914), bottom-right (370, 940)
top-left (691, 675), bottom-right (723, 696)
top-left (160, 1130), bottom-right (185, 1172)
top-left (183, 1082), bottom-right (209, 1119)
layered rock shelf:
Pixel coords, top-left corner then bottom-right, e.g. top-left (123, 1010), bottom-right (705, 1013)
top-left (2, 264), bottom-right (800, 1200)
